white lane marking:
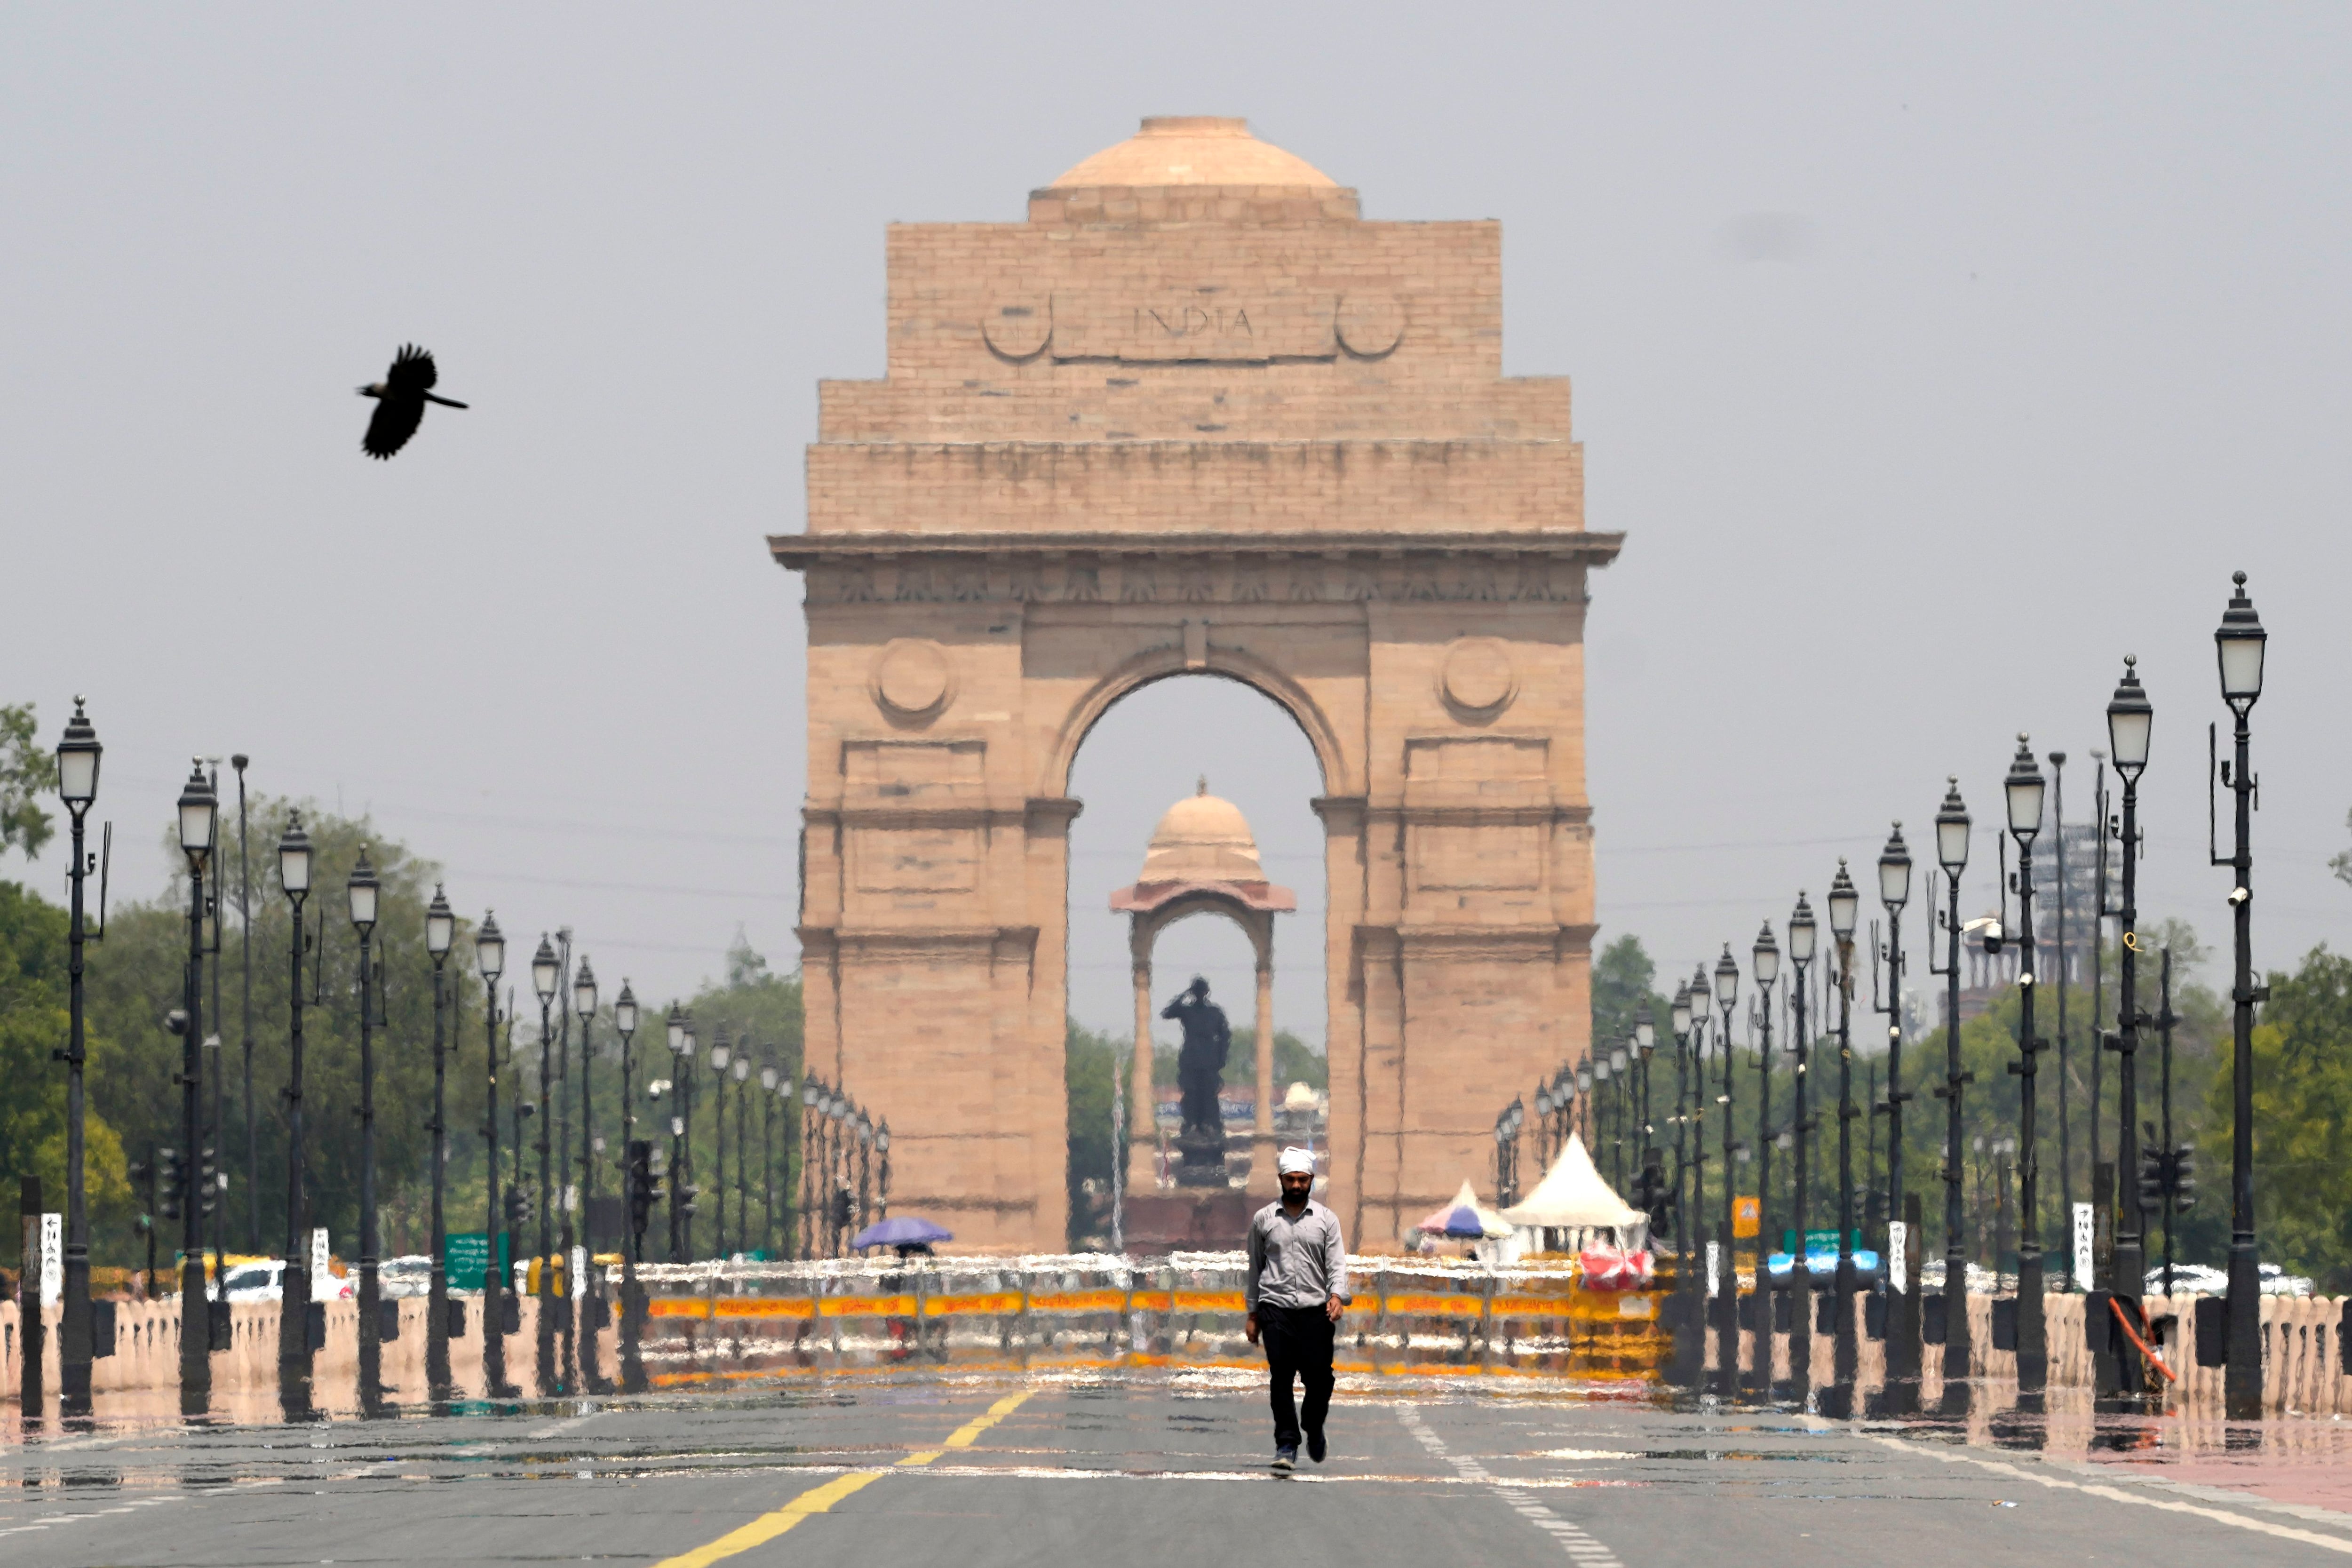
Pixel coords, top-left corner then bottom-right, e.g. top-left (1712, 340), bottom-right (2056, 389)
top-left (1864, 1433), bottom-right (2352, 1557)
top-left (1398, 1406), bottom-right (1623, 1568)
top-left (525, 1410), bottom-right (604, 1441)
top-left (0, 1493), bottom-right (185, 1539)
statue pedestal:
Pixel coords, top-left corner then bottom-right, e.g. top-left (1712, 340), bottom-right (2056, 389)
top-left (1123, 1188), bottom-right (1256, 1254)
top-left (1173, 1127), bottom-right (1228, 1188)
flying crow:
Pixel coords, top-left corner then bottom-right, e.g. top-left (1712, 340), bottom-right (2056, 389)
top-left (358, 344), bottom-right (468, 459)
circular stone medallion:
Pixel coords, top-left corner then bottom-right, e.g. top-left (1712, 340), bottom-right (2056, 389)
top-left (1438, 637), bottom-right (1516, 719)
top-left (873, 638), bottom-right (954, 721)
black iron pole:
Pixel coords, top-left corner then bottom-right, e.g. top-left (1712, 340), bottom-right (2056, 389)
top-left (278, 855), bottom-right (312, 1417)
top-left (2009, 768), bottom-right (2049, 1404)
top-left (356, 898), bottom-right (381, 1415)
top-left (1789, 953), bottom-right (1813, 1399)
top-left (578, 980), bottom-right (604, 1393)
top-left (426, 944), bottom-right (451, 1400)
top-left (1939, 847), bottom-right (1973, 1415)
top-left (535, 985), bottom-right (556, 1395)
top-left (2156, 951), bottom-right (2178, 1300)
top-left (235, 757), bottom-right (255, 1259)
top-left (178, 852), bottom-right (211, 1415)
top-left (2112, 734), bottom-right (2148, 1400)
top-left (1751, 972), bottom-right (1775, 1403)
top-left (482, 967), bottom-right (512, 1401)
top-left (1716, 957), bottom-right (1739, 1401)
top-left (2223, 697), bottom-right (2262, 1416)
top-left (1832, 883), bottom-right (1859, 1418)
top-left (58, 767), bottom-right (93, 1417)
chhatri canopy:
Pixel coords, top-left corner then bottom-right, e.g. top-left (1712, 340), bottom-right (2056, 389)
top-left (1497, 1131), bottom-right (1644, 1231)
top-left (1415, 1179), bottom-right (1515, 1240)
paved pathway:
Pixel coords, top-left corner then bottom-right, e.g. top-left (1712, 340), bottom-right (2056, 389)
top-left (4, 1372), bottom-right (2350, 1565)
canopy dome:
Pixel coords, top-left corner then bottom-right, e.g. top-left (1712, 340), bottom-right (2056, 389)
top-left (1049, 116), bottom-right (1336, 190)
top-left (1138, 780), bottom-right (1264, 883)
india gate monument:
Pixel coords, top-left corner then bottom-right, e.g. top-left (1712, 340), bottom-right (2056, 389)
top-left (772, 116), bottom-right (1621, 1252)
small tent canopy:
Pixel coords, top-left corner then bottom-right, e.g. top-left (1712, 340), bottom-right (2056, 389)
top-left (1498, 1132), bottom-right (1644, 1233)
top-left (1415, 1179), bottom-right (1515, 1240)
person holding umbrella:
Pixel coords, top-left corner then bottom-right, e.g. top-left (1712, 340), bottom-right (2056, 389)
top-left (1244, 1147), bottom-right (1349, 1472)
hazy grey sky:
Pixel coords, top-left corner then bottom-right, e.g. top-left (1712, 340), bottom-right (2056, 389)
top-left (8, 6), bottom-right (2348, 1045)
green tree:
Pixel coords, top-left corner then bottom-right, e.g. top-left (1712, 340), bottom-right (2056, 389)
top-left (0, 702), bottom-right (56, 860)
top-left (1591, 934), bottom-right (1670, 1058)
top-left (0, 879), bottom-right (130, 1272)
top-left (1066, 1019), bottom-right (1120, 1246)
top-left (2207, 945), bottom-right (2352, 1292)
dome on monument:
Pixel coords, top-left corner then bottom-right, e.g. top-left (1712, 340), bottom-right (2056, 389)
top-left (1049, 116), bottom-right (1337, 190)
top-left (1138, 780), bottom-right (1266, 883)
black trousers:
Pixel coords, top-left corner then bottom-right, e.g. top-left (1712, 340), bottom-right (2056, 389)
top-left (1260, 1302), bottom-right (1335, 1449)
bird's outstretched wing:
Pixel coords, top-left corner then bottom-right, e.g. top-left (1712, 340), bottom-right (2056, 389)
top-left (363, 395), bottom-right (425, 459)
top-left (382, 343), bottom-right (439, 395)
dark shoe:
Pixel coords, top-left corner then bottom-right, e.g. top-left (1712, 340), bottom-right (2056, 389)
top-left (1272, 1447), bottom-right (1296, 1473)
top-left (1306, 1429), bottom-right (1327, 1463)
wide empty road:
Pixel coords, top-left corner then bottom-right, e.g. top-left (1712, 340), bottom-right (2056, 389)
top-left (4, 1374), bottom-right (2347, 1566)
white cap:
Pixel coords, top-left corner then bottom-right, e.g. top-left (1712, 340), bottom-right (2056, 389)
top-left (1276, 1146), bottom-right (1316, 1176)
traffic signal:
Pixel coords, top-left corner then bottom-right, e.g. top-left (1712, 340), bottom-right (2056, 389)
top-left (2170, 1144), bottom-right (2197, 1212)
top-left (830, 1188), bottom-right (852, 1231)
top-left (504, 1186), bottom-right (533, 1230)
top-left (158, 1148), bottom-right (183, 1221)
top-left (2138, 1142), bottom-right (2166, 1210)
top-left (199, 1145), bottom-right (218, 1216)
top-left (626, 1140), bottom-right (655, 1238)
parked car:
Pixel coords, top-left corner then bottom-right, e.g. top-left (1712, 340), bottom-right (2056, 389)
top-left (213, 1259), bottom-right (355, 1303)
top-left (380, 1255), bottom-right (433, 1298)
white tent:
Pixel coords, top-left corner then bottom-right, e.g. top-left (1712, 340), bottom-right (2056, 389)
top-left (1498, 1131), bottom-right (1645, 1245)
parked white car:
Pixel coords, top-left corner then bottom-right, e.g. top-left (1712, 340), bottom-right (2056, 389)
top-left (213, 1260), bottom-right (355, 1303)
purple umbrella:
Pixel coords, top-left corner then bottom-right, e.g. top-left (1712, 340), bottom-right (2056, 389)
top-left (853, 1215), bottom-right (954, 1251)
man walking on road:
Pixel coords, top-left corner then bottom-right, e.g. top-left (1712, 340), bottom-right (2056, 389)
top-left (1245, 1147), bottom-right (1348, 1472)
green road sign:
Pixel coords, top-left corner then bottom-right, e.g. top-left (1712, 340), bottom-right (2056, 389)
top-left (444, 1231), bottom-right (511, 1291)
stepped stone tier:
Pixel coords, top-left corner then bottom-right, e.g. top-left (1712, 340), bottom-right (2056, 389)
top-left (775, 115), bottom-right (1621, 1251)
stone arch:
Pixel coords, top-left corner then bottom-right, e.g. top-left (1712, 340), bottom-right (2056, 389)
top-left (1044, 643), bottom-right (1350, 803)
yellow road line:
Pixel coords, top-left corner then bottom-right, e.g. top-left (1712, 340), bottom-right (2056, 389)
top-left (650, 1390), bottom-right (1036, 1567)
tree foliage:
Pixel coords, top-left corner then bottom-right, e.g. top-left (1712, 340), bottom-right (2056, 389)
top-left (0, 879), bottom-right (130, 1269)
top-left (1591, 933), bottom-right (1671, 1060)
top-left (0, 702), bottom-right (56, 860)
top-left (2208, 945), bottom-right (2352, 1292)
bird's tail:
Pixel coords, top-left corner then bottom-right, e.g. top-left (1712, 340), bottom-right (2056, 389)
top-left (424, 393), bottom-right (470, 409)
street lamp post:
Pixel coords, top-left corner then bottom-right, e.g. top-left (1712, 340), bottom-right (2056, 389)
top-left (530, 934), bottom-right (560, 1395)
top-left (175, 762), bottom-right (217, 1415)
top-left (1786, 893), bottom-right (1817, 1399)
top-left (1712, 944), bottom-right (1740, 1399)
top-left (665, 1006), bottom-right (687, 1263)
top-left (2001, 739), bottom-right (2050, 1403)
top-left (854, 1106), bottom-right (872, 1237)
top-left (1827, 860), bottom-right (1861, 1417)
top-left (477, 914), bottom-right (515, 1399)
top-left (53, 701), bottom-right (100, 1417)
top-left (348, 848), bottom-right (384, 1415)
top-left (1874, 823), bottom-right (1919, 1414)
top-left (613, 982), bottom-right (644, 1393)
top-left (710, 1035), bottom-right (732, 1257)
top-left (424, 886), bottom-right (455, 1401)
top-left (876, 1121), bottom-right (891, 1220)
top-left (1635, 1005), bottom-right (1659, 1232)
top-left (799, 1078), bottom-right (821, 1259)
top-left (737, 1057), bottom-right (755, 1250)
top-left (572, 956), bottom-right (606, 1393)
top-left (2212, 571), bottom-right (2267, 1418)
top-left (1749, 921), bottom-right (1780, 1403)
top-left (1930, 780), bottom-right (1975, 1415)
top-left (276, 815), bottom-right (316, 1414)
top-left (760, 1067), bottom-right (779, 1255)
top-left (2106, 658), bottom-right (2154, 1402)
top-left (1670, 984), bottom-right (1693, 1262)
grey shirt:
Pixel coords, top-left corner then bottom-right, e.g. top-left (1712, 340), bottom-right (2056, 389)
top-left (1244, 1197), bottom-right (1348, 1311)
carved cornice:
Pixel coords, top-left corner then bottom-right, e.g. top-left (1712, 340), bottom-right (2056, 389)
top-left (774, 531), bottom-right (1622, 607)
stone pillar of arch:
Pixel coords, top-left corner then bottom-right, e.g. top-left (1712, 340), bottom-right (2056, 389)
top-left (1112, 786), bottom-right (1296, 1199)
